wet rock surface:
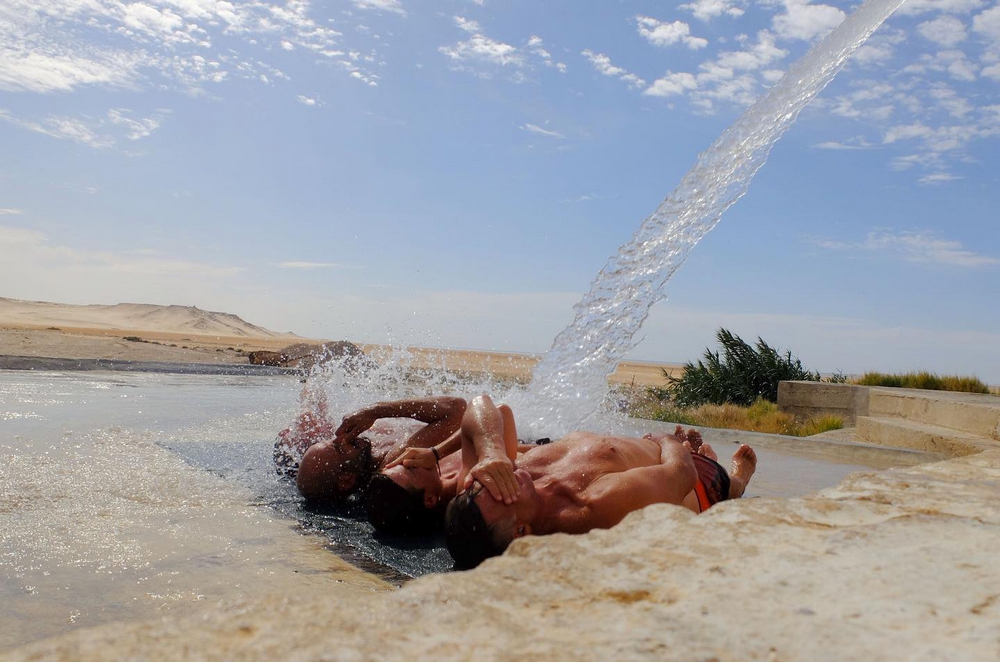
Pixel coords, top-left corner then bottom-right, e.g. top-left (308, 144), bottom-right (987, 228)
top-left (5, 448), bottom-right (999, 661)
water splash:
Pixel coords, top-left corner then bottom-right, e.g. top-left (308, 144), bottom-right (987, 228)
top-left (525, 0), bottom-right (909, 435)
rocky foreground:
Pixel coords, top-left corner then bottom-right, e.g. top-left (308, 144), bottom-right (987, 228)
top-left (5, 447), bottom-right (998, 661)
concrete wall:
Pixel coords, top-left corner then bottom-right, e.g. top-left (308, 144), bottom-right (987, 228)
top-left (777, 381), bottom-right (869, 424)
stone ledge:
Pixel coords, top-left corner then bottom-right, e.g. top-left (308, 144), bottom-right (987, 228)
top-left (6, 450), bottom-right (1000, 662)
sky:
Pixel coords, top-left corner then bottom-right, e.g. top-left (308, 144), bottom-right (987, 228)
top-left (1, 0), bottom-right (999, 384)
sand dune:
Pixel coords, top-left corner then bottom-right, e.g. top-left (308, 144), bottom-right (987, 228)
top-left (0, 297), bottom-right (291, 338)
top-left (0, 296), bottom-right (681, 386)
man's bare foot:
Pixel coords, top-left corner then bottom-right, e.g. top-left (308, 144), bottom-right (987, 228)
top-left (674, 425), bottom-right (703, 452)
top-left (727, 444), bottom-right (757, 499)
top-left (697, 442), bottom-right (718, 461)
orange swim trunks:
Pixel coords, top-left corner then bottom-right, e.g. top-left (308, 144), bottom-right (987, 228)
top-left (691, 453), bottom-right (731, 512)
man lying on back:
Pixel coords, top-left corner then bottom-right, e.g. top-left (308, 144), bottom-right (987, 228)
top-left (445, 395), bottom-right (757, 568)
top-left (274, 383), bottom-right (467, 502)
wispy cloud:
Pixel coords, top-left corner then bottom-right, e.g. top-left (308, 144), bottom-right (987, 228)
top-left (1, 108), bottom-right (165, 148)
top-left (812, 136), bottom-right (876, 149)
top-left (0, 0), bottom-right (371, 104)
top-left (0, 225), bottom-right (245, 278)
top-left (680, 0), bottom-right (746, 21)
top-left (918, 172), bottom-right (962, 184)
top-left (521, 123), bottom-right (564, 139)
top-left (296, 95), bottom-right (320, 107)
top-left (813, 230), bottom-right (998, 267)
top-left (276, 261), bottom-right (351, 269)
top-left (581, 50), bottom-right (645, 89)
top-left (353, 0), bottom-right (406, 15)
top-left (440, 16), bottom-right (525, 73)
top-left (0, 208), bottom-right (23, 215)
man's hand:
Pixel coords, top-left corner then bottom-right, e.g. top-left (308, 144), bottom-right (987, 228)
top-left (336, 411), bottom-right (377, 441)
top-left (385, 447), bottom-right (437, 471)
top-left (464, 456), bottom-right (518, 504)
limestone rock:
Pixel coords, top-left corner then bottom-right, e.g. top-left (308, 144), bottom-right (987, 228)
top-left (5, 449), bottom-right (1000, 661)
top-left (247, 341), bottom-right (375, 372)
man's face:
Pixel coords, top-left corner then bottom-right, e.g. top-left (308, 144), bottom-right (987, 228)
top-left (382, 463), bottom-right (442, 496)
top-left (471, 469), bottom-right (534, 537)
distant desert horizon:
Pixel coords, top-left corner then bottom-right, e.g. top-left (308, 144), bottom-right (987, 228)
top-left (0, 296), bottom-right (682, 386)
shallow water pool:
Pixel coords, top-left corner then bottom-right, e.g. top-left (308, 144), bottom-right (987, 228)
top-left (0, 370), bottom-right (934, 650)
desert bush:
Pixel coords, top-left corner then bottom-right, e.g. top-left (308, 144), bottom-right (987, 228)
top-left (856, 371), bottom-right (990, 394)
top-left (667, 328), bottom-right (821, 407)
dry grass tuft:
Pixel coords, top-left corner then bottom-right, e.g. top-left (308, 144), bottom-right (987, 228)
top-left (855, 371), bottom-right (990, 394)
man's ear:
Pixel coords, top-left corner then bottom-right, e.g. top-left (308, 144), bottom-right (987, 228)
top-left (424, 493), bottom-right (439, 508)
top-left (336, 472), bottom-right (356, 492)
top-left (513, 522), bottom-right (531, 539)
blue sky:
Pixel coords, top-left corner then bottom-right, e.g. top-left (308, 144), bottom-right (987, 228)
top-left (2, 0), bottom-right (999, 383)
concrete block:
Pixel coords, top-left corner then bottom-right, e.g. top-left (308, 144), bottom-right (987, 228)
top-left (777, 381), bottom-right (868, 424)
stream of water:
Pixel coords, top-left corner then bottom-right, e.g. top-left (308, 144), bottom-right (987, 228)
top-left (524, 0), bottom-right (910, 436)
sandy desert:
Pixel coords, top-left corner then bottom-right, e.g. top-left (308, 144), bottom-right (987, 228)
top-left (0, 297), bottom-right (682, 386)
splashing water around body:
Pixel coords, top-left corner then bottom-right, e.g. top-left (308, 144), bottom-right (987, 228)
top-left (522, 0), bottom-right (909, 436)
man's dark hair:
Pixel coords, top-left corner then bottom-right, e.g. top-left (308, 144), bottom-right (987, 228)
top-left (342, 438), bottom-right (375, 492)
top-left (365, 474), bottom-right (444, 536)
top-left (444, 487), bottom-right (512, 569)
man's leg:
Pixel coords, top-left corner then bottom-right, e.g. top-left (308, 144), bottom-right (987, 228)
top-left (727, 445), bottom-right (757, 499)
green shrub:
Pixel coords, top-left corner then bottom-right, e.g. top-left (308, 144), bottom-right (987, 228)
top-left (856, 371), bottom-right (990, 394)
top-left (667, 328), bottom-right (821, 407)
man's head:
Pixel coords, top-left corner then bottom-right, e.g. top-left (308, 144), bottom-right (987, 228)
top-left (295, 436), bottom-right (374, 503)
top-left (365, 472), bottom-right (445, 536)
top-left (444, 473), bottom-right (535, 569)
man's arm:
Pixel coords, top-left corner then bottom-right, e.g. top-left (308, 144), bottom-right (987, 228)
top-left (573, 436), bottom-right (697, 532)
top-left (336, 397), bottom-right (467, 439)
top-left (456, 395), bottom-right (520, 504)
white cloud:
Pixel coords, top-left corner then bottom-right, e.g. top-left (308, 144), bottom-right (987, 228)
top-left (635, 16), bottom-right (708, 50)
top-left (455, 16), bottom-right (481, 34)
top-left (679, 0), bottom-right (746, 21)
top-left (352, 0), bottom-right (405, 15)
top-left (0, 109), bottom-right (115, 148)
top-left (581, 50), bottom-right (646, 89)
top-left (0, 0), bottom-right (369, 100)
top-left (972, 5), bottom-right (1000, 40)
top-left (812, 136), bottom-right (876, 149)
top-left (983, 63), bottom-right (1000, 79)
top-left (897, 0), bottom-right (984, 16)
top-left (644, 72), bottom-right (699, 97)
top-left (918, 172), bottom-right (963, 184)
top-left (107, 108), bottom-right (164, 140)
top-left (440, 17), bottom-right (525, 70)
top-left (772, 0), bottom-right (845, 42)
top-left (526, 35), bottom-right (567, 72)
top-left (715, 31), bottom-right (788, 72)
top-left (296, 95), bottom-right (318, 106)
top-left (918, 15), bottom-right (968, 46)
top-left (814, 230), bottom-right (997, 267)
top-left (276, 262), bottom-right (348, 269)
top-left (522, 123), bottom-right (565, 139)
top-left (0, 224), bottom-right (246, 281)
top-left (0, 209), bottom-right (24, 215)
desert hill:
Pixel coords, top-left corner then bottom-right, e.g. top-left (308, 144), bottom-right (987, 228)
top-left (0, 297), bottom-right (293, 338)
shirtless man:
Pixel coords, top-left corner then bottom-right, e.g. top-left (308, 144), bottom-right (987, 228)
top-left (365, 403), bottom-right (523, 536)
top-left (275, 383), bottom-right (467, 503)
top-left (444, 395), bottom-right (757, 568)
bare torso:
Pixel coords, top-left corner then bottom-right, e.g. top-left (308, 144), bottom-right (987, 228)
top-left (365, 419), bottom-right (426, 468)
top-left (517, 432), bottom-right (676, 534)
